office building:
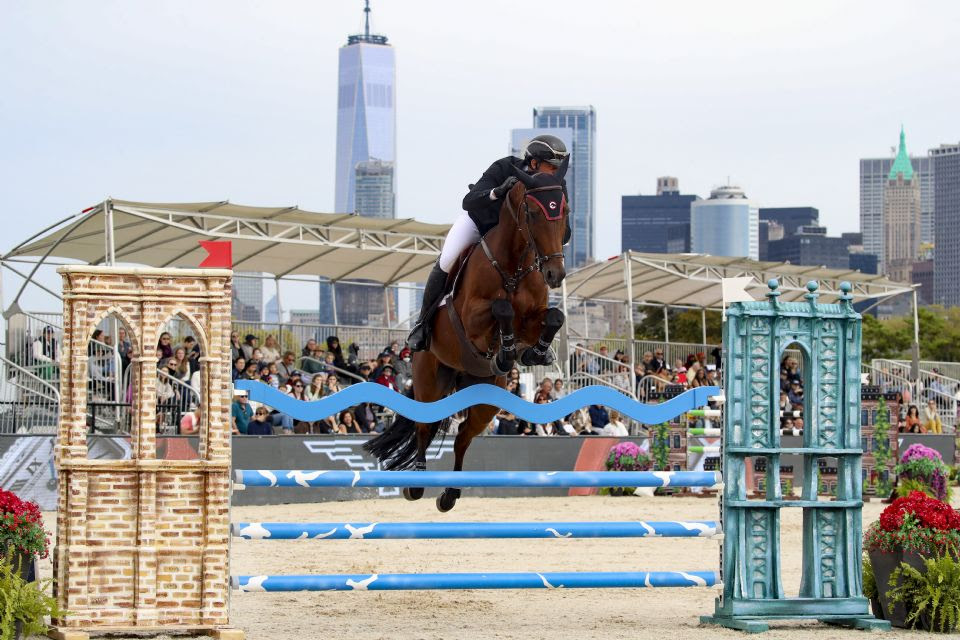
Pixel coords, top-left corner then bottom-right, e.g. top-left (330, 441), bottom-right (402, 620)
top-left (620, 178), bottom-right (699, 253)
top-left (765, 226), bottom-right (851, 269)
top-left (690, 185), bottom-right (759, 260)
top-left (849, 252), bottom-right (879, 275)
top-left (759, 207), bottom-right (819, 238)
top-left (334, 2), bottom-right (395, 215)
top-left (913, 259), bottom-right (934, 306)
top-left (532, 106), bottom-right (596, 267)
top-left (883, 128), bottom-right (922, 283)
top-left (332, 2), bottom-right (397, 325)
top-left (354, 159), bottom-right (395, 218)
top-left (932, 143), bottom-right (960, 306)
top-left (232, 272), bottom-right (262, 322)
top-left (860, 128), bottom-right (935, 268)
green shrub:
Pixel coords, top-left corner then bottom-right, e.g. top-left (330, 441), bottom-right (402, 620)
top-left (863, 554), bottom-right (877, 600)
top-left (887, 554), bottom-right (960, 632)
top-left (0, 554), bottom-right (66, 640)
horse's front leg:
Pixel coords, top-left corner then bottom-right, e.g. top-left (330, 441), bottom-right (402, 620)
top-left (490, 299), bottom-right (517, 375)
top-left (519, 307), bottom-right (565, 366)
top-left (437, 402), bottom-right (499, 512)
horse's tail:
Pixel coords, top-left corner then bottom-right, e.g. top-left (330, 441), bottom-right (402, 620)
top-left (363, 413), bottom-right (443, 471)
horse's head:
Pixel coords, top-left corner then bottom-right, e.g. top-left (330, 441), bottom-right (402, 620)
top-left (508, 157), bottom-right (570, 288)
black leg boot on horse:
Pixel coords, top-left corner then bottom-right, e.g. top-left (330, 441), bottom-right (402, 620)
top-left (407, 263), bottom-right (448, 352)
top-left (520, 307), bottom-right (565, 367)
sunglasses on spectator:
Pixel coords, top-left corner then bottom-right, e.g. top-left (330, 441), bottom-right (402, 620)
top-left (255, 409), bottom-right (268, 415)
top-left (294, 383), bottom-right (304, 388)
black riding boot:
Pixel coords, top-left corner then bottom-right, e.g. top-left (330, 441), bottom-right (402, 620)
top-left (407, 263), bottom-right (448, 352)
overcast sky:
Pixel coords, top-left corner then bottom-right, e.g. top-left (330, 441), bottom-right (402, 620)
top-left (2, 0), bottom-right (959, 271)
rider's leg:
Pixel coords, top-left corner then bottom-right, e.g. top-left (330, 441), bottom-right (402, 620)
top-left (408, 212), bottom-right (481, 351)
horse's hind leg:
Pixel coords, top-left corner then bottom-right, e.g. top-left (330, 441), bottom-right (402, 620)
top-left (437, 402), bottom-right (499, 512)
top-left (403, 424), bottom-right (433, 501)
top-left (403, 353), bottom-right (455, 501)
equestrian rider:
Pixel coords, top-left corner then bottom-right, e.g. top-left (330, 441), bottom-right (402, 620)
top-left (407, 134), bottom-right (571, 352)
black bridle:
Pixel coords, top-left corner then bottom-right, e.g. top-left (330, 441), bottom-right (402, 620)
top-left (479, 183), bottom-right (566, 296)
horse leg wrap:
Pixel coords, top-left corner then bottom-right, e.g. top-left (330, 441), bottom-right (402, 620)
top-left (520, 308), bottom-right (565, 366)
top-left (491, 299), bottom-right (516, 374)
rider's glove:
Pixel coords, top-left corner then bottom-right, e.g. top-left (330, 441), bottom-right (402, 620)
top-left (491, 176), bottom-right (518, 199)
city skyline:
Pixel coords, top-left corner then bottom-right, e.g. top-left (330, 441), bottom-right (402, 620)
top-left (1, 1), bottom-right (959, 276)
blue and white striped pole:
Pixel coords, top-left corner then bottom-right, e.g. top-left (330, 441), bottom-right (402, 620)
top-left (232, 571), bottom-right (721, 592)
top-left (234, 470), bottom-right (721, 489)
top-left (232, 520), bottom-right (720, 540)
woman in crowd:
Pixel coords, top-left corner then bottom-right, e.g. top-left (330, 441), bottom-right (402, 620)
top-left (247, 406), bottom-right (274, 435)
top-left (326, 336), bottom-right (347, 370)
top-left (325, 373), bottom-right (342, 396)
top-left (923, 399), bottom-right (943, 434)
top-left (338, 410), bottom-right (360, 434)
top-left (306, 374), bottom-right (326, 401)
top-left (553, 378), bottom-right (566, 399)
top-left (374, 363), bottom-right (397, 390)
top-left (689, 367), bottom-right (708, 389)
top-left (505, 379), bottom-right (522, 397)
top-left (901, 404), bottom-right (924, 433)
top-left (232, 356), bottom-right (245, 382)
top-left (603, 409), bottom-right (629, 437)
top-left (180, 405), bottom-right (201, 435)
top-left (248, 348), bottom-right (263, 368)
top-left (229, 332), bottom-right (243, 362)
top-left (156, 332), bottom-right (174, 361)
top-left (260, 335), bottom-right (281, 364)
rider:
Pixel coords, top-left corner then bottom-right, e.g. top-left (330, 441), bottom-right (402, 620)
top-left (407, 134), bottom-right (571, 352)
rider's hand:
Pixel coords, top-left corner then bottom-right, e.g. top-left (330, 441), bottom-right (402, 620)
top-left (492, 176), bottom-right (518, 199)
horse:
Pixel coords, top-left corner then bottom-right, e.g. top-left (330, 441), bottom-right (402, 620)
top-left (364, 160), bottom-right (570, 511)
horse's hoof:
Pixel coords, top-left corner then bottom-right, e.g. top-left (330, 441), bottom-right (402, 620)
top-left (436, 489), bottom-right (460, 512)
top-left (403, 487), bottom-right (424, 501)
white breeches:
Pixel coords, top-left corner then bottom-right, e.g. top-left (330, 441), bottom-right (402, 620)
top-left (438, 211), bottom-right (481, 272)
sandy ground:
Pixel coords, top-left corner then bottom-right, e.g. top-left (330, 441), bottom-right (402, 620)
top-left (38, 496), bottom-right (919, 640)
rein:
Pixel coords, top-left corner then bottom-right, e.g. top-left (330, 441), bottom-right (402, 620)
top-left (479, 185), bottom-right (565, 296)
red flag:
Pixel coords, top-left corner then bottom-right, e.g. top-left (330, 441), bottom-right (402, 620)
top-left (198, 240), bottom-right (232, 268)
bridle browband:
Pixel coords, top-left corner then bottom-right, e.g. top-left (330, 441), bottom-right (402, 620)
top-left (479, 183), bottom-right (565, 296)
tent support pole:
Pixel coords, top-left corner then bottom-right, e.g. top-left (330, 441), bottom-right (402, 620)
top-left (663, 305), bottom-right (670, 343)
top-left (623, 252), bottom-right (636, 399)
top-left (701, 307), bottom-right (707, 346)
top-left (330, 280), bottom-right (339, 326)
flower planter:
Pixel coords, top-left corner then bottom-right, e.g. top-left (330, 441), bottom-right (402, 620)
top-left (869, 548), bottom-right (927, 628)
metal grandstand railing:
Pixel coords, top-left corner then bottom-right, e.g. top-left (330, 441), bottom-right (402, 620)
top-left (0, 354), bottom-right (60, 434)
top-left (863, 359), bottom-right (957, 428)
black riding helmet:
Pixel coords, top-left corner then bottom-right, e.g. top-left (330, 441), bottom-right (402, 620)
top-left (523, 134), bottom-right (569, 168)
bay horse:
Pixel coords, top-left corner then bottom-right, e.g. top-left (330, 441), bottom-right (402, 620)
top-left (364, 160), bottom-right (569, 511)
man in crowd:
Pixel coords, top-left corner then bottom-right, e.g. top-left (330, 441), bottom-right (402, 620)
top-left (231, 389), bottom-right (253, 435)
top-left (276, 351), bottom-right (297, 385)
top-left (241, 334), bottom-right (259, 361)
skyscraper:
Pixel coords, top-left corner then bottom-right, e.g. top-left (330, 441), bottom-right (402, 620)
top-left (334, 1), bottom-right (396, 215)
top-left (932, 142), bottom-right (960, 306)
top-left (882, 128), bottom-right (922, 283)
top-left (532, 107), bottom-right (596, 268)
top-left (354, 159), bottom-right (395, 218)
top-left (859, 128), bottom-right (934, 269)
top-left (620, 178), bottom-right (700, 253)
top-left (690, 185), bottom-right (759, 260)
top-left (331, 2), bottom-right (396, 326)
top-left (232, 272), bottom-right (263, 322)
top-left (759, 207), bottom-right (820, 238)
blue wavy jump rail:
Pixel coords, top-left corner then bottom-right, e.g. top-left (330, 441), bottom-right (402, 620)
top-left (232, 570), bottom-right (721, 592)
top-left (234, 380), bottom-right (721, 425)
top-left (234, 469), bottom-right (721, 489)
top-left (232, 520), bottom-right (721, 540)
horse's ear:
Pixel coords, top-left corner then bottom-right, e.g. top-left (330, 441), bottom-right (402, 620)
top-left (511, 165), bottom-right (537, 188)
top-left (556, 155), bottom-right (570, 181)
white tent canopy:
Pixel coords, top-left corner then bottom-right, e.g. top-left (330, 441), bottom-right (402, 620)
top-left (3, 199), bottom-right (450, 285)
top-left (563, 251), bottom-right (915, 309)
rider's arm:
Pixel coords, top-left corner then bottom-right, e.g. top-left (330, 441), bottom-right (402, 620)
top-left (462, 161), bottom-right (505, 212)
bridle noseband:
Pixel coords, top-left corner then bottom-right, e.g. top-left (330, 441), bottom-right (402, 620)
top-left (479, 183), bottom-right (566, 296)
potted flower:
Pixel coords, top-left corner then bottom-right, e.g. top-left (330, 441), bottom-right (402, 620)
top-left (604, 441), bottom-right (652, 496)
top-left (0, 487), bottom-right (60, 639)
top-left (895, 443), bottom-right (951, 502)
top-left (864, 491), bottom-right (960, 628)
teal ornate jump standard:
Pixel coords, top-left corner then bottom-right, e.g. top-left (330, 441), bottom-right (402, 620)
top-left (701, 280), bottom-right (890, 633)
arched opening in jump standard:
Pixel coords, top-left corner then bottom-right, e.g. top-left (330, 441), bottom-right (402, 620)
top-left (155, 313), bottom-right (206, 436)
top-left (84, 312), bottom-right (137, 436)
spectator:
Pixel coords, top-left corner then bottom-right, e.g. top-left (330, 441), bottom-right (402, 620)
top-left (231, 390), bottom-right (253, 435)
top-left (156, 332), bottom-right (174, 361)
top-left (899, 404), bottom-right (923, 433)
top-left (535, 422), bottom-right (559, 436)
top-left (242, 361), bottom-right (259, 381)
top-left (689, 368), bottom-right (707, 389)
top-left (248, 348), bottom-right (263, 368)
top-left (180, 405), bottom-right (201, 435)
top-left (33, 325), bottom-right (59, 380)
top-left (505, 379), bottom-right (521, 397)
top-left (232, 356), bottom-right (246, 382)
top-left (787, 380), bottom-right (804, 408)
top-left (650, 349), bottom-right (666, 374)
top-left (241, 334), bottom-right (259, 360)
top-left (325, 373), bottom-right (342, 396)
top-left (533, 378), bottom-right (554, 403)
top-left (793, 417), bottom-right (804, 432)
top-left (302, 338), bottom-right (318, 358)
top-left (579, 417), bottom-right (604, 436)
top-left (372, 352), bottom-right (394, 380)
top-left (259, 364), bottom-right (278, 389)
top-left (326, 336), bottom-right (347, 370)
top-left (358, 362), bottom-right (374, 381)
top-left (386, 340), bottom-right (400, 356)
top-left (229, 332), bottom-right (242, 362)
top-left (172, 347), bottom-right (191, 382)
top-left (676, 366), bottom-right (688, 386)
top-left (375, 363), bottom-right (397, 390)
top-left (588, 404), bottom-right (609, 430)
top-left (276, 351), bottom-right (297, 385)
top-left (306, 375), bottom-right (326, 401)
top-left (603, 410), bottom-right (629, 437)
top-left (301, 347), bottom-right (326, 378)
top-left (339, 410), bottom-right (362, 434)
top-left (921, 401), bottom-right (941, 434)
top-left (553, 378), bottom-right (566, 399)
top-left (247, 407), bottom-right (274, 435)
top-left (508, 368), bottom-right (524, 396)
top-left (711, 344), bottom-right (722, 370)
top-left (394, 347), bottom-right (413, 389)
top-left (260, 335), bottom-right (281, 364)
top-left (495, 410), bottom-right (519, 435)
top-left (354, 403), bottom-right (376, 432)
